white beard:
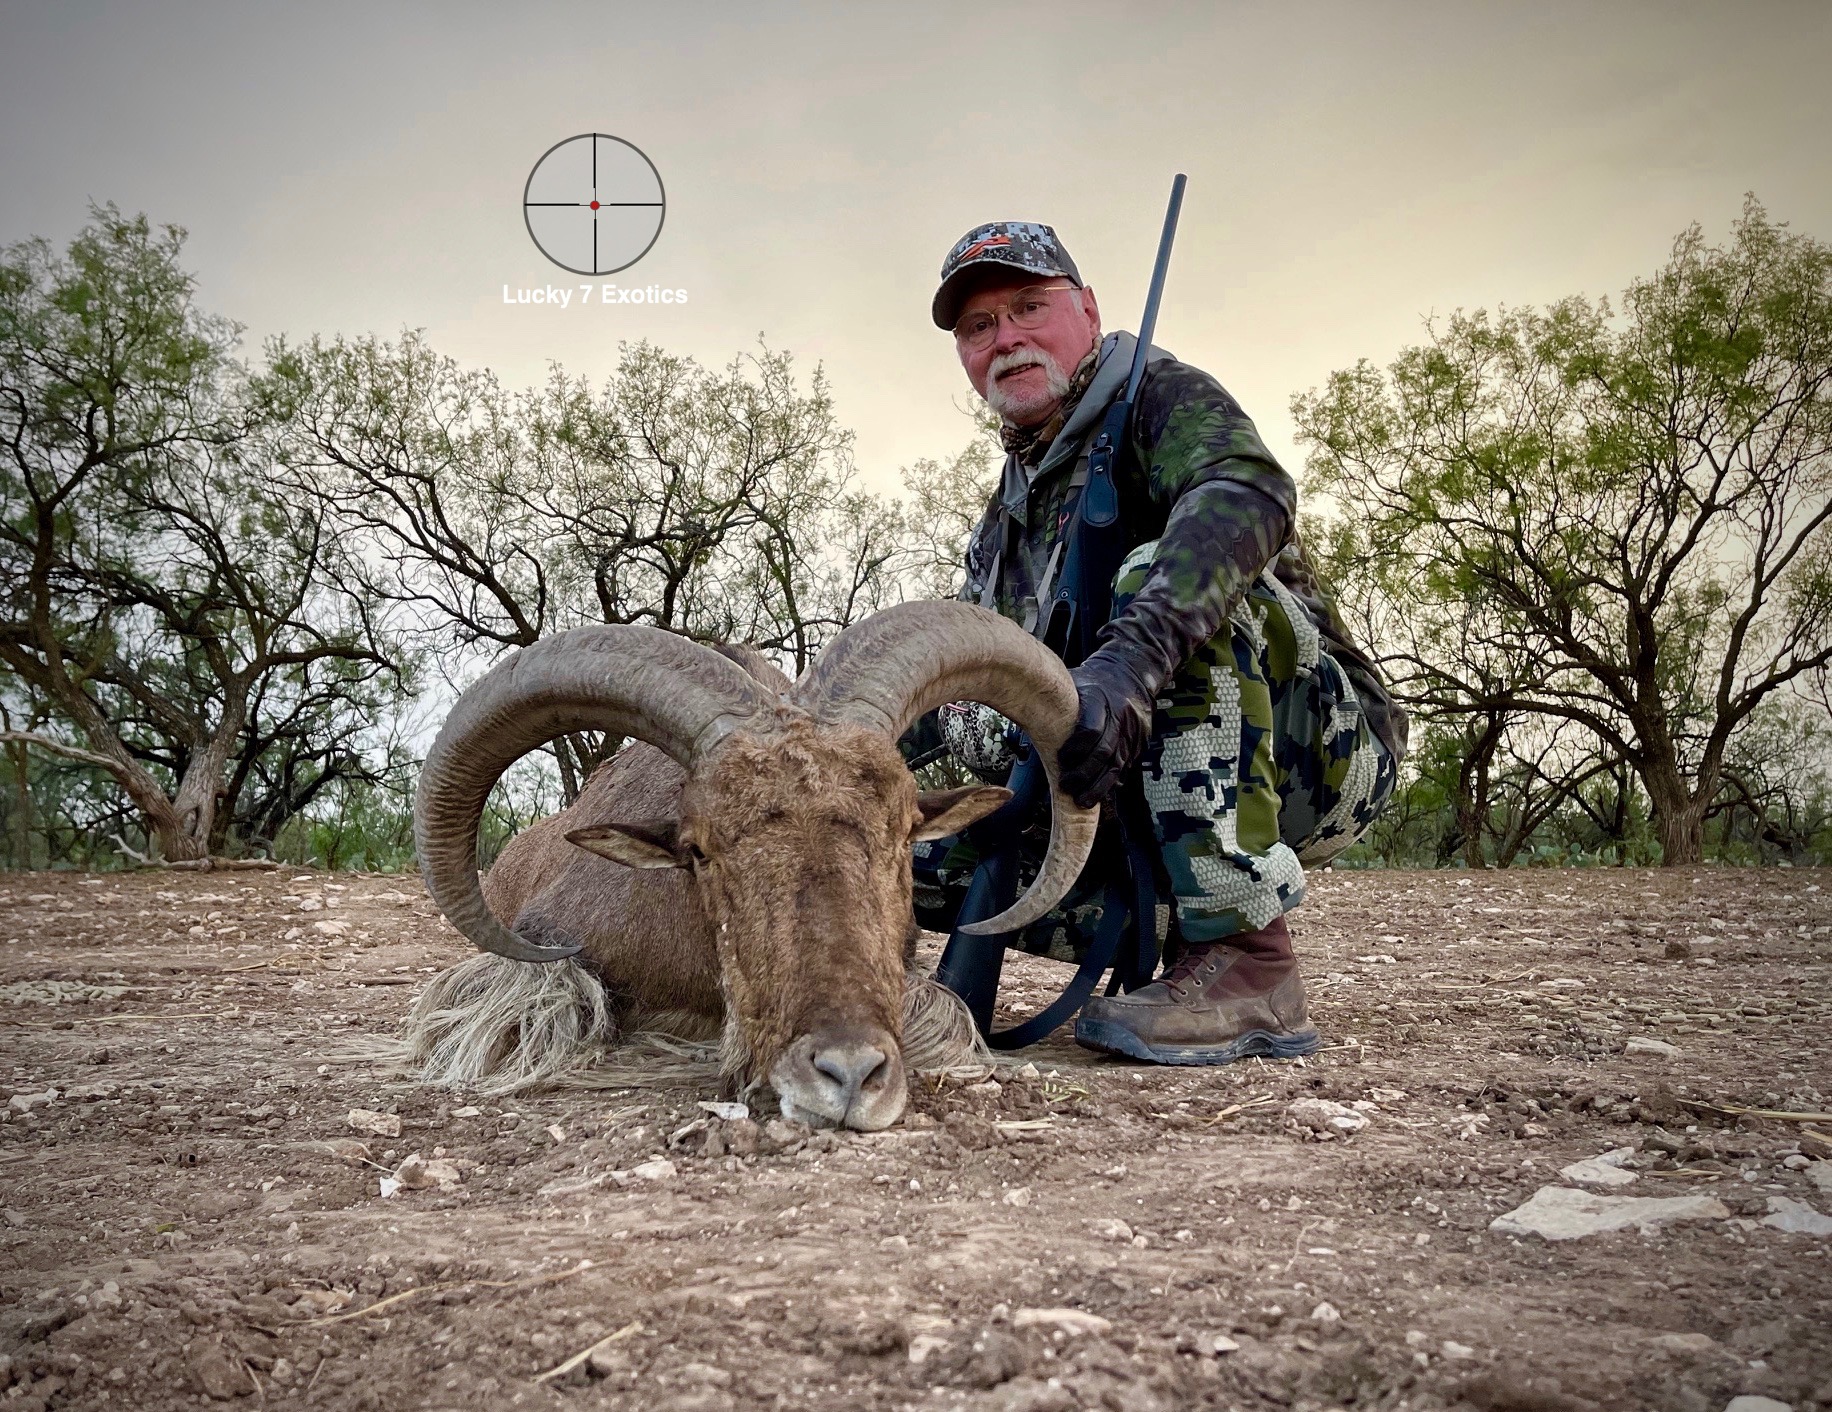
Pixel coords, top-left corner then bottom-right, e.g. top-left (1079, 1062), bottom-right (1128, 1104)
top-left (984, 347), bottom-right (1072, 426)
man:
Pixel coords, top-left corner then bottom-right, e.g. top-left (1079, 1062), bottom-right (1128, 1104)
top-left (911, 220), bottom-right (1408, 1065)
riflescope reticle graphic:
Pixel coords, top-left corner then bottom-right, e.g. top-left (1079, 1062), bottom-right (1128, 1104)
top-left (523, 134), bottom-right (665, 276)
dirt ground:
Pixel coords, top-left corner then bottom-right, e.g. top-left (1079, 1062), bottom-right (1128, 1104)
top-left (2, 866), bottom-right (1830, 1412)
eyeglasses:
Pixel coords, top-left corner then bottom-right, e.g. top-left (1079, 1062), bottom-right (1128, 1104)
top-left (952, 284), bottom-right (1079, 349)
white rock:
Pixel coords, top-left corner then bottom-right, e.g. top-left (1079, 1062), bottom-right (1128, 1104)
top-left (1625, 1036), bottom-right (1681, 1058)
top-left (1490, 1186), bottom-right (1730, 1241)
top-left (393, 1153), bottom-right (461, 1192)
top-left (1088, 1218), bottom-right (1133, 1242)
top-left (311, 919), bottom-right (350, 937)
top-left (1724, 1399), bottom-right (1794, 1412)
top-left (628, 1158), bottom-right (676, 1182)
top-left (697, 1101), bottom-right (750, 1121)
top-left (377, 1176), bottom-right (401, 1199)
top-left (347, 1109), bottom-right (402, 1138)
top-left (1286, 1097), bottom-right (1368, 1139)
top-left (1440, 1340), bottom-right (1478, 1360)
top-left (1310, 1302), bottom-right (1341, 1325)
top-left (7, 1089), bottom-right (58, 1114)
top-left (1647, 1332), bottom-right (1719, 1355)
top-left (1803, 1162), bottom-right (1832, 1192)
top-left (1761, 1196), bottom-right (1832, 1236)
top-left (1208, 1334), bottom-right (1241, 1354)
top-left (1011, 1307), bottom-right (1111, 1336)
top-left (449, 1106), bottom-right (481, 1119)
top-left (1002, 1186), bottom-right (1033, 1208)
top-left (1559, 1148), bottom-right (1640, 1187)
top-left (907, 1334), bottom-right (950, 1365)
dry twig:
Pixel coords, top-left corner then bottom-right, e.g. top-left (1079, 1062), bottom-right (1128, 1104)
top-left (290, 1260), bottom-right (594, 1327)
top-left (533, 1320), bottom-right (643, 1383)
top-left (1678, 1099), bottom-right (1832, 1124)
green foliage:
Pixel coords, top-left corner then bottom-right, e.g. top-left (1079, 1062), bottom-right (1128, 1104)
top-left (1295, 197), bottom-right (1832, 866)
top-left (6, 198), bottom-right (1829, 876)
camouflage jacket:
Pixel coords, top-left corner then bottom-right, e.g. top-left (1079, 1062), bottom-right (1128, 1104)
top-left (960, 332), bottom-right (1408, 765)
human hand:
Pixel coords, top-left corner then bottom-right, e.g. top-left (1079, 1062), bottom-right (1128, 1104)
top-left (1057, 653), bottom-right (1155, 808)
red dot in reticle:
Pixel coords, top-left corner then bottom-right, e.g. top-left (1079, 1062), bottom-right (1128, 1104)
top-left (590, 200), bottom-right (601, 210)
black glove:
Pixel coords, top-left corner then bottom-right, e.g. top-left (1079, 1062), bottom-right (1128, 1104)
top-left (1057, 651), bottom-right (1158, 808)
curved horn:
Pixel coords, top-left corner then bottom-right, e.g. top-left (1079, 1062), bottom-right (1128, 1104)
top-left (795, 601), bottom-right (1096, 937)
top-left (415, 626), bottom-right (773, 963)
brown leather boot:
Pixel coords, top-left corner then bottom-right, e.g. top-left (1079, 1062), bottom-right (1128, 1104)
top-left (1073, 915), bottom-right (1320, 1065)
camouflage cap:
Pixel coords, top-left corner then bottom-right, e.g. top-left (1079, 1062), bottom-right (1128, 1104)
top-left (932, 221), bottom-right (1082, 330)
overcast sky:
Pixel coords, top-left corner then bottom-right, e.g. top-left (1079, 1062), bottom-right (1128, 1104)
top-left (4, 1), bottom-right (1828, 495)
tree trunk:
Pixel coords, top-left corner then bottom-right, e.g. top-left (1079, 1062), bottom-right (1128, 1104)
top-left (7, 739), bottom-right (34, 868)
top-left (553, 736), bottom-right (581, 805)
top-left (1644, 763), bottom-right (1708, 866)
top-left (1453, 719), bottom-right (1501, 869)
top-left (164, 723), bottom-right (243, 862)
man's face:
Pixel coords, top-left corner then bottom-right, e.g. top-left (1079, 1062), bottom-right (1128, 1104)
top-left (955, 274), bottom-right (1101, 428)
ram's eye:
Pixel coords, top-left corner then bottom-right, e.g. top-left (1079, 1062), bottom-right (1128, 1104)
top-left (686, 842), bottom-right (709, 866)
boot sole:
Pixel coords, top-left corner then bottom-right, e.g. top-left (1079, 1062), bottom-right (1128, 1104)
top-left (1073, 1017), bottom-right (1322, 1066)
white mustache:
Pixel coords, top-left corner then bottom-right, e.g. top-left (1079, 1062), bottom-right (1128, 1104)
top-left (988, 349), bottom-right (1050, 381)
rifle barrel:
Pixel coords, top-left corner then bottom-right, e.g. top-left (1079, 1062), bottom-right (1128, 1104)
top-left (1124, 173), bottom-right (1188, 408)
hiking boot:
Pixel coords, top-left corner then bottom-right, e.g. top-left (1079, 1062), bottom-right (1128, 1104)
top-left (1073, 915), bottom-right (1321, 1065)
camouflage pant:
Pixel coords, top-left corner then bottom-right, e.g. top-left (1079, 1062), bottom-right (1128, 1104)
top-left (913, 541), bottom-right (1398, 964)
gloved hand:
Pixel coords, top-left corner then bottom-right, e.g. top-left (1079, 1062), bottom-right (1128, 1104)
top-left (1057, 650), bottom-right (1158, 808)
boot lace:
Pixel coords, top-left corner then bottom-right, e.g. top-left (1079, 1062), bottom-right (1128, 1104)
top-left (1161, 941), bottom-right (1227, 998)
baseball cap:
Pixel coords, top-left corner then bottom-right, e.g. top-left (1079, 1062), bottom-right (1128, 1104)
top-left (932, 221), bottom-right (1082, 330)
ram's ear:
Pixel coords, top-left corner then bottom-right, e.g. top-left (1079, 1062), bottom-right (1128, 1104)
top-left (912, 786), bottom-right (1012, 842)
top-left (566, 819), bottom-right (689, 869)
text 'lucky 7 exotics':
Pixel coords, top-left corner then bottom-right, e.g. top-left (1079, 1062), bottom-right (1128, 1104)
top-left (502, 284), bottom-right (688, 308)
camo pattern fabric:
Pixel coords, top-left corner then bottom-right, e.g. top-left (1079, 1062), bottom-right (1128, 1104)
top-left (938, 700), bottom-right (1017, 783)
top-left (912, 541), bottom-right (1397, 962)
top-left (961, 341), bottom-right (1299, 650)
top-left (958, 334), bottom-right (1407, 766)
top-left (931, 220), bottom-right (1083, 328)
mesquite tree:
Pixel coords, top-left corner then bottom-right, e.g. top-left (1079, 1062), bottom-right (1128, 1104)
top-left (0, 207), bottom-right (407, 861)
top-left (1296, 199), bottom-right (1832, 864)
top-left (266, 334), bottom-right (919, 799)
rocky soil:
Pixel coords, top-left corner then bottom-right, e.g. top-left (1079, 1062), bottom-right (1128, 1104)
top-left (2, 865), bottom-right (1829, 1412)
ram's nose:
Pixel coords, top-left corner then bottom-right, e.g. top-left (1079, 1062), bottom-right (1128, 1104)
top-left (770, 1027), bottom-right (906, 1131)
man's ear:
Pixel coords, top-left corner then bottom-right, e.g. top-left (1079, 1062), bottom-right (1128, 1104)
top-left (913, 786), bottom-right (1012, 842)
top-left (566, 819), bottom-right (689, 869)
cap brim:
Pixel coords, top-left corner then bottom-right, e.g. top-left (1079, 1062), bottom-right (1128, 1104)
top-left (931, 259), bottom-right (1074, 330)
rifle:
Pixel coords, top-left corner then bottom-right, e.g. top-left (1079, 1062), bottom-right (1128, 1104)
top-left (936, 175), bottom-right (1188, 1047)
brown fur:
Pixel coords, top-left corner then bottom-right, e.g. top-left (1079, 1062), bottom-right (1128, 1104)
top-left (473, 647), bottom-right (985, 1099)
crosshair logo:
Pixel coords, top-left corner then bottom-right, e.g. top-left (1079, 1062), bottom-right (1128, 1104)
top-left (523, 134), bottom-right (665, 276)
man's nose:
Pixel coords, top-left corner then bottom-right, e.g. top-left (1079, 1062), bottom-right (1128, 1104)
top-left (990, 314), bottom-right (1030, 355)
top-left (989, 311), bottom-right (1033, 357)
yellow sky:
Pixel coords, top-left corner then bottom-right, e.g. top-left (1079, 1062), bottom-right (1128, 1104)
top-left (4, 1), bottom-right (1829, 494)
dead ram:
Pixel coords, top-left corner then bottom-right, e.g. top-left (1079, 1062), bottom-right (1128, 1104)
top-left (404, 602), bottom-right (1096, 1131)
